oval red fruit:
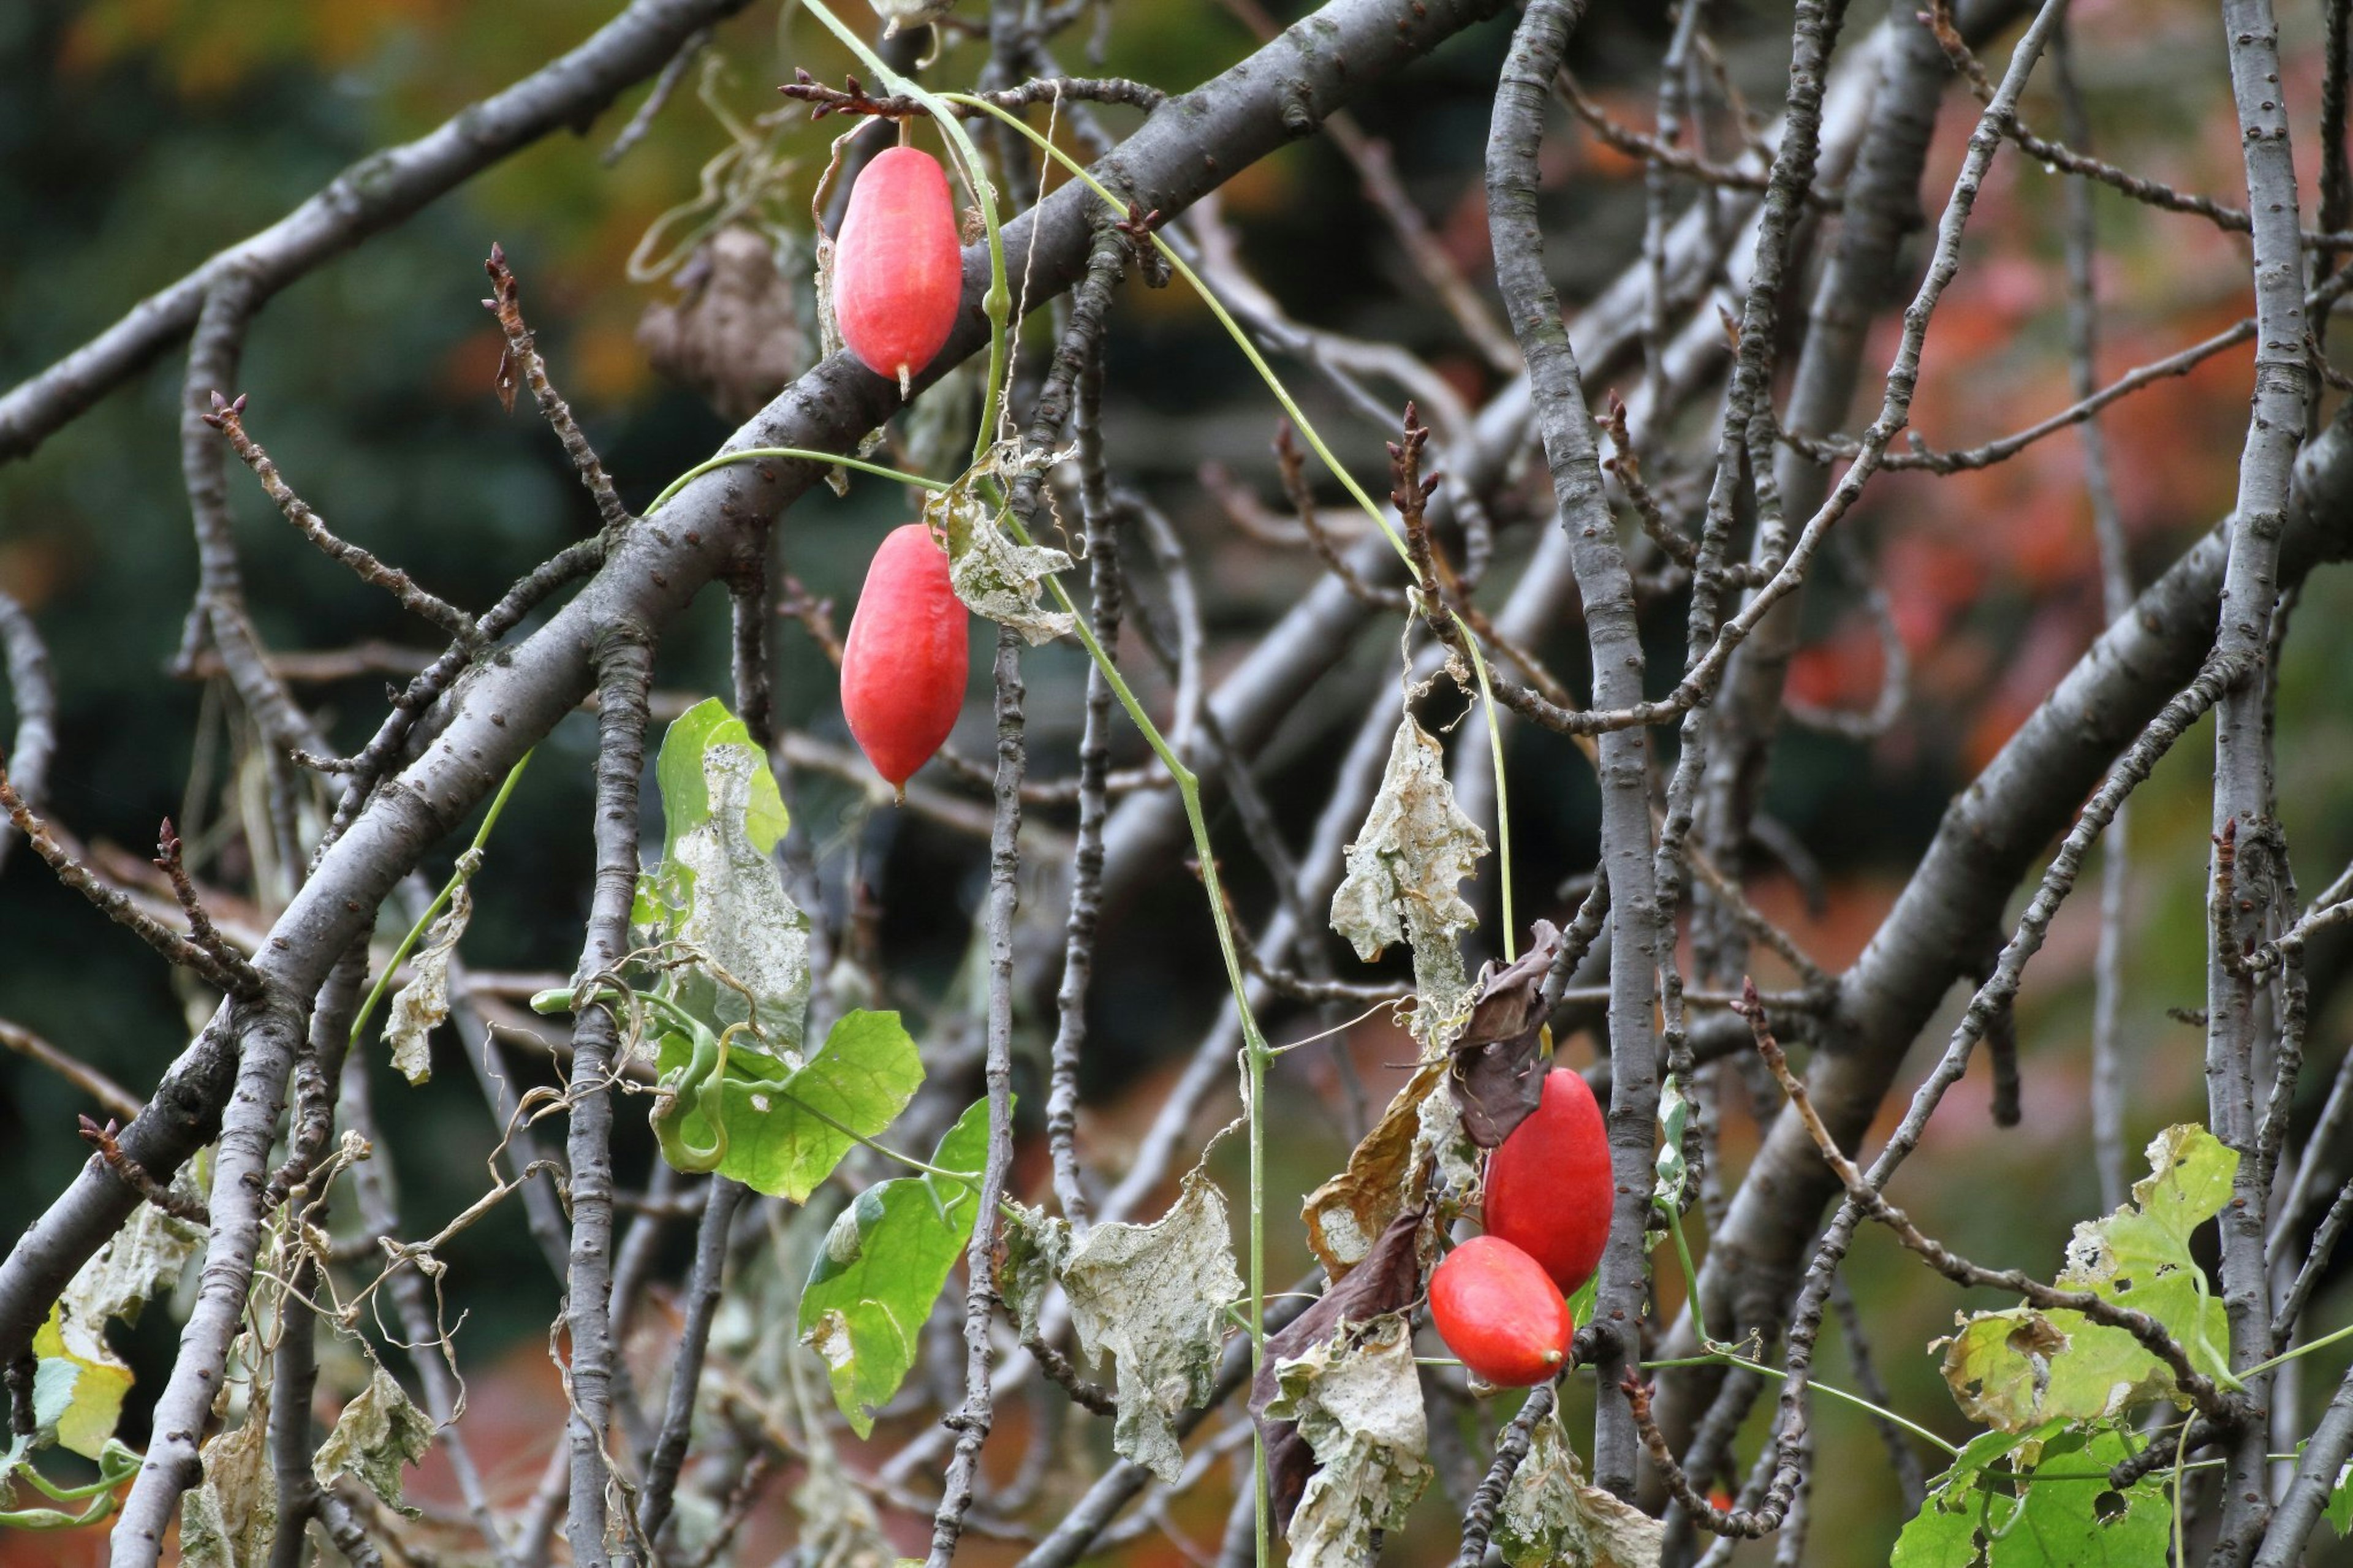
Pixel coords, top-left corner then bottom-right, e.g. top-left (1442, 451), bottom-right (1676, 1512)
top-left (1428, 1235), bottom-right (1572, 1387)
top-left (841, 523), bottom-right (968, 789)
top-left (1483, 1067), bottom-right (1613, 1296)
top-left (833, 146), bottom-right (964, 390)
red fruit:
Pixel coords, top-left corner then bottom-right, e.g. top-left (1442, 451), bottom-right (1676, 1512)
top-left (1428, 1235), bottom-right (1572, 1387)
top-left (1483, 1068), bottom-right (1613, 1296)
top-left (833, 146), bottom-right (964, 389)
top-left (841, 524), bottom-right (968, 789)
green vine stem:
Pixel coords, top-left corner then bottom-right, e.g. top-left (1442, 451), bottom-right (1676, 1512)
top-left (646, 446), bottom-right (952, 512)
top-left (1638, 1352), bottom-right (1960, 1459)
top-left (0, 1439), bottom-right (142, 1528)
top-left (349, 748), bottom-right (534, 1050)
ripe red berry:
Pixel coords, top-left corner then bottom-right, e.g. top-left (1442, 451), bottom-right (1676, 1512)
top-left (833, 146), bottom-right (964, 390)
top-left (1482, 1067), bottom-right (1613, 1296)
top-left (841, 523), bottom-right (968, 790)
top-left (1428, 1235), bottom-right (1572, 1387)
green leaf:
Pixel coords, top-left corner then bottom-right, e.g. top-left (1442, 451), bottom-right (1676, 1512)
top-left (660, 1010), bottom-right (924, 1201)
top-left (2056, 1124), bottom-right (2236, 1382)
top-left (1933, 1124), bottom-right (2235, 1432)
top-left (312, 1366), bottom-right (434, 1517)
top-left (1934, 1308), bottom-right (2175, 1434)
top-left (1896, 1426), bottom-right (2167, 1567)
top-left (1061, 1166), bottom-right (1246, 1484)
top-left (2321, 1438), bottom-right (2353, 1537)
top-left (31, 1307), bottom-right (132, 1460)
top-left (635, 697), bottom-right (811, 1050)
top-left (1493, 1401), bottom-right (1662, 1568)
top-left (1566, 1275), bottom-right (1599, 1334)
top-left (798, 1099), bottom-right (995, 1436)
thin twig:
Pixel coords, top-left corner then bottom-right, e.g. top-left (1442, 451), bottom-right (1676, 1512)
top-left (483, 244), bottom-right (633, 534)
top-left (203, 394), bottom-right (482, 646)
top-left (0, 758), bottom-right (265, 999)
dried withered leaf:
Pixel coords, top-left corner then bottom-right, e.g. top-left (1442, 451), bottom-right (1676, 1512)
top-left (637, 225), bottom-right (807, 422)
top-left (1301, 1061), bottom-right (1444, 1279)
top-left (1330, 716), bottom-right (1488, 1046)
top-left (385, 875), bottom-right (474, 1086)
top-left (1265, 1314), bottom-right (1430, 1568)
top-left (1061, 1167), bottom-right (1244, 1484)
top-left (1251, 1204), bottom-right (1432, 1533)
top-left (1496, 1402), bottom-right (1663, 1568)
top-left (1448, 919), bottom-right (1563, 1148)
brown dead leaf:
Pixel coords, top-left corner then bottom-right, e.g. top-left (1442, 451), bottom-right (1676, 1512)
top-left (1448, 920), bottom-right (1563, 1147)
top-left (1301, 1061), bottom-right (1446, 1280)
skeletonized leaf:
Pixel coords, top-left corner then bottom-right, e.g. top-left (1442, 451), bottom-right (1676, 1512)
top-left (179, 1395), bottom-right (276, 1568)
top-left (61, 1166), bottom-right (203, 1331)
top-left (929, 453), bottom-right (1075, 645)
top-left (1061, 1166), bottom-right (1245, 1484)
top-left (1265, 1313), bottom-right (1430, 1568)
top-left (32, 1305), bottom-right (132, 1460)
top-left (1495, 1403), bottom-right (1662, 1568)
top-left (1301, 1061), bottom-right (1444, 1279)
top-left (637, 698), bottom-right (812, 1051)
top-left (659, 1009), bottom-right (925, 1201)
top-left (799, 1099), bottom-right (994, 1436)
top-left (792, 1461), bottom-right (897, 1568)
top-left (312, 1366), bottom-right (434, 1517)
top-left (1329, 716), bottom-right (1487, 1046)
top-left (385, 879), bottom-right (472, 1085)
top-left (869, 0), bottom-right (958, 36)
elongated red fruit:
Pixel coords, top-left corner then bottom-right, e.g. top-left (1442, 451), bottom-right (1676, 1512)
top-left (1428, 1235), bottom-right (1572, 1387)
top-left (841, 524), bottom-right (968, 789)
top-left (1483, 1067), bottom-right (1613, 1296)
top-left (833, 146), bottom-right (963, 389)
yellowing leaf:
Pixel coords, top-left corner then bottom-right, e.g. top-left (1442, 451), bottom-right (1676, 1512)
top-left (31, 1306), bottom-right (132, 1461)
top-left (1933, 1123), bottom-right (2235, 1432)
top-left (2056, 1123), bottom-right (2236, 1381)
top-left (1934, 1308), bottom-right (2175, 1434)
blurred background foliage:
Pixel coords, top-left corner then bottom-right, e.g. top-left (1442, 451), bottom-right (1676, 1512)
top-left (4, 0), bottom-right (2353, 1562)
